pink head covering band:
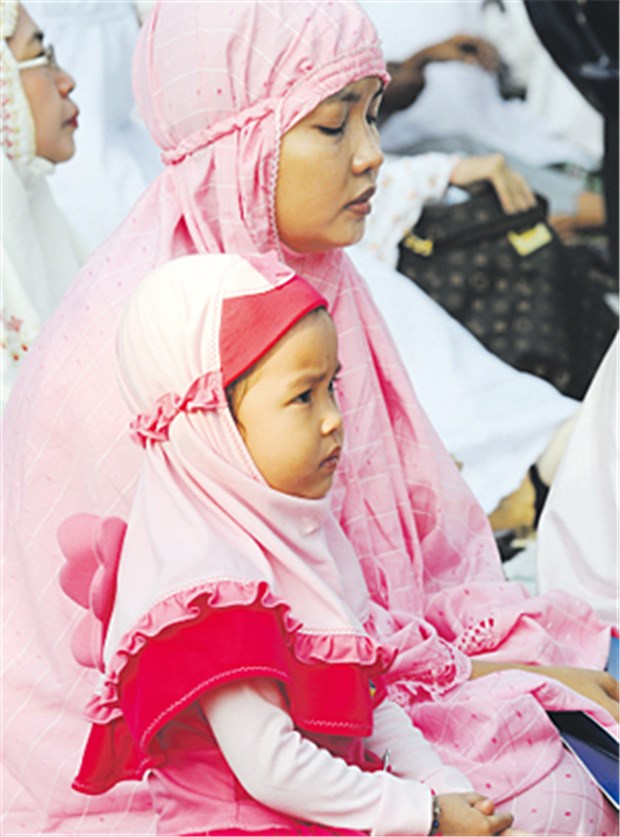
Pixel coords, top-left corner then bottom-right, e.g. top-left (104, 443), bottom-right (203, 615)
top-left (220, 273), bottom-right (327, 387)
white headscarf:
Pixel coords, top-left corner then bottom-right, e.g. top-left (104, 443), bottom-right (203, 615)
top-left (0, 0), bottom-right (85, 408)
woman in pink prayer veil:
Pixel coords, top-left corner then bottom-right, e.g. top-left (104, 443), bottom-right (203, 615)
top-left (1, 2), bottom-right (617, 834)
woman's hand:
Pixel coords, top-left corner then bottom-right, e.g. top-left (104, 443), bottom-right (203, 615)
top-left (382, 35), bottom-right (501, 119)
top-left (537, 666), bottom-right (619, 722)
top-left (421, 35), bottom-right (502, 73)
top-left (549, 191), bottom-right (606, 242)
top-left (450, 154), bottom-right (536, 214)
top-left (436, 792), bottom-right (514, 835)
top-left (471, 660), bottom-right (619, 722)
top-left (383, 61), bottom-right (427, 116)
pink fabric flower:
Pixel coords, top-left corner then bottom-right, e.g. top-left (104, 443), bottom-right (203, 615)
top-left (57, 514), bottom-right (127, 671)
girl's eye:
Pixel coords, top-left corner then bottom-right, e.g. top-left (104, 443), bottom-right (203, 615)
top-left (293, 389), bottom-right (312, 404)
top-left (366, 111), bottom-right (379, 127)
top-left (328, 375), bottom-right (340, 394)
top-left (317, 123), bottom-right (346, 137)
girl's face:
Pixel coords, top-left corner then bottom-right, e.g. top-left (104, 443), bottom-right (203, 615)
top-left (275, 76), bottom-right (384, 253)
top-left (234, 309), bottom-right (343, 500)
top-left (8, 5), bottom-right (78, 163)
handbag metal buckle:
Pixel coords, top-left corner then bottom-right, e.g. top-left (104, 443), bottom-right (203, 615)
top-left (507, 223), bottom-right (552, 256)
top-left (403, 232), bottom-right (434, 257)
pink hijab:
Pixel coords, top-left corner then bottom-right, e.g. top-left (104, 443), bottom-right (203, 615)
top-left (1, 1), bottom-right (610, 832)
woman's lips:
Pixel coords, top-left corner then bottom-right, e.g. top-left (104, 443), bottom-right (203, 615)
top-left (345, 186), bottom-right (376, 216)
top-left (65, 109), bottom-right (80, 129)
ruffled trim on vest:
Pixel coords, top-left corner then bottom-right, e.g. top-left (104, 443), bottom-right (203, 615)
top-left (72, 585), bottom-right (393, 796)
top-left (58, 514), bottom-right (395, 795)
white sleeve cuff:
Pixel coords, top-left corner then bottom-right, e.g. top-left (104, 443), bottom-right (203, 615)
top-left (367, 700), bottom-right (473, 792)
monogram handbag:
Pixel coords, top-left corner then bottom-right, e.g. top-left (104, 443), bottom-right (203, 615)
top-left (397, 182), bottom-right (618, 399)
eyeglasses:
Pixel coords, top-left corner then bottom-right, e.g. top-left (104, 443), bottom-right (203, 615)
top-left (15, 44), bottom-right (59, 72)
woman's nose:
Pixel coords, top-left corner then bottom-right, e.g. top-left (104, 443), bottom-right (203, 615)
top-left (56, 67), bottom-right (76, 97)
top-left (352, 125), bottom-right (384, 176)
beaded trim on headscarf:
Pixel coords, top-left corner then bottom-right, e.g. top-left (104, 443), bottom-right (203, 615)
top-left (1, 0), bottom-right (37, 162)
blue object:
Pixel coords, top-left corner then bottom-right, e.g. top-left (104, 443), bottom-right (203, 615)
top-left (606, 634), bottom-right (619, 680)
top-left (549, 711), bottom-right (619, 810)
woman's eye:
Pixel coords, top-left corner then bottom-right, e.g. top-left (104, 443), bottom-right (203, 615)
top-left (317, 123), bottom-right (346, 137)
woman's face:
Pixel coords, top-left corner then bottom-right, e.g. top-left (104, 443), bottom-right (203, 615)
top-left (8, 4), bottom-right (78, 163)
top-left (275, 76), bottom-right (384, 253)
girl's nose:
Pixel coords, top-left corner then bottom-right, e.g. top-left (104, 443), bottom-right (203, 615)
top-left (321, 402), bottom-right (343, 437)
top-left (352, 125), bottom-right (384, 176)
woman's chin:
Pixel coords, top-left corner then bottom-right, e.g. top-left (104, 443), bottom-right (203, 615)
top-left (40, 137), bottom-right (77, 165)
top-left (279, 221), bottom-right (367, 255)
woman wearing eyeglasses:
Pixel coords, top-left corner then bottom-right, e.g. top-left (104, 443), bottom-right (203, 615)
top-left (1, 0), bottom-right (84, 408)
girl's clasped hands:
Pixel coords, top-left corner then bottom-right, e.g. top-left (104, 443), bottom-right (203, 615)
top-left (436, 792), bottom-right (532, 835)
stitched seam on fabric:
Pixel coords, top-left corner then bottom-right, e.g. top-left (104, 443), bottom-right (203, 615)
top-left (271, 100), bottom-right (285, 261)
top-left (297, 717), bottom-right (367, 731)
top-left (139, 665), bottom-right (289, 749)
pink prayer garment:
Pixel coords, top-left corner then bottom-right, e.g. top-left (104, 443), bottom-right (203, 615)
top-left (1, 2), bottom-right (615, 835)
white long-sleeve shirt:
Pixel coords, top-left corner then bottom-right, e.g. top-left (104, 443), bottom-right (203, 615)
top-left (201, 678), bottom-right (472, 836)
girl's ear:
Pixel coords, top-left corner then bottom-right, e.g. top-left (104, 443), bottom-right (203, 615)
top-left (225, 370), bottom-right (251, 429)
top-left (225, 378), bottom-right (247, 439)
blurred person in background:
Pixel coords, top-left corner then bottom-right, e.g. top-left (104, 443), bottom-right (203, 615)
top-left (1, 0), bottom-right (85, 408)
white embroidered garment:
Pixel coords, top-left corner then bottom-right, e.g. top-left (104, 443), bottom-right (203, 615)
top-left (1, 153), bottom-right (85, 407)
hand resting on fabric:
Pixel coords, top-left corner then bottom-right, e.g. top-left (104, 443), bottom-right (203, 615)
top-left (471, 661), bottom-right (620, 722)
top-left (436, 792), bottom-right (514, 835)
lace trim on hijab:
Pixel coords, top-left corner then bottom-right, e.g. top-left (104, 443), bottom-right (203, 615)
top-left (453, 616), bottom-right (502, 656)
top-left (129, 369), bottom-right (227, 447)
top-left (385, 642), bottom-right (471, 711)
top-left (0, 0), bottom-right (18, 38)
top-left (1, 0), bottom-right (36, 163)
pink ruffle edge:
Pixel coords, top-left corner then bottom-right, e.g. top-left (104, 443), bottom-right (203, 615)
top-left (57, 514), bottom-right (395, 795)
top-left (87, 577), bottom-right (395, 726)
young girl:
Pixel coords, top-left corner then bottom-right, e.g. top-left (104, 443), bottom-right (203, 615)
top-left (58, 252), bottom-right (517, 837)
